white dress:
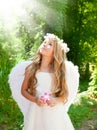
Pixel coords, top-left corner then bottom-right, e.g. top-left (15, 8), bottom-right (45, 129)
top-left (23, 72), bottom-right (75, 130)
top-left (8, 60), bottom-right (79, 130)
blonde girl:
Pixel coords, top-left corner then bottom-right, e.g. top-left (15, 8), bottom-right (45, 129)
top-left (9, 33), bottom-right (79, 130)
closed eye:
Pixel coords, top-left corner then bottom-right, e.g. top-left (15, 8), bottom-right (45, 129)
top-left (43, 41), bottom-right (46, 44)
top-left (48, 43), bottom-right (53, 46)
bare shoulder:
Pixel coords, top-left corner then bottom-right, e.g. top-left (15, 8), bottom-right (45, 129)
top-left (24, 63), bottom-right (32, 78)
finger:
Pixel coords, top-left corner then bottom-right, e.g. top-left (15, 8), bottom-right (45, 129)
top-left (49, 102), bottom-right (55, 107)
top-left (46, 100), bottom-right (51, 106)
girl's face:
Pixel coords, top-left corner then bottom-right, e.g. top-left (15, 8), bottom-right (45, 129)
top-left (39, 38), bottom-right (54, 57)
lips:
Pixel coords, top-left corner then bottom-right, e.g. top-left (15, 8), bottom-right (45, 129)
top-left (41, 47), bottom-right (47, 50)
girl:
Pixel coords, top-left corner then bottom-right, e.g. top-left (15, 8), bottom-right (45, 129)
top-left (9, 33), bottom-right (79, 130)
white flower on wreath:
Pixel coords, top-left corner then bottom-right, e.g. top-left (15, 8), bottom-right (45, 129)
top-left (44, 33), bottom-right (70, 53)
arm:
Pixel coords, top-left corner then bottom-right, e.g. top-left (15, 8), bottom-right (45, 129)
top-left (46, 83), bottom-right (68, 107)
top-left (21, 70), bottom-right (45, 107)
top-left (21, 70), bottom-right (37, 103)
top-left (56, 82), bottom-right (68, 103)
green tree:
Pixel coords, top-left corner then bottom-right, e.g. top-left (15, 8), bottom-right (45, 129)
top-left (63, 0), bottom-right (97, 79)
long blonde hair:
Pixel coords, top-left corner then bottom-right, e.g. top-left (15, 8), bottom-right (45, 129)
top-left (25, 34), bottom-right (69, 97)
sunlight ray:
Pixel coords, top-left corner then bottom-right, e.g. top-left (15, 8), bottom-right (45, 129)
top-left (0, 0), bottom-right (60, 31)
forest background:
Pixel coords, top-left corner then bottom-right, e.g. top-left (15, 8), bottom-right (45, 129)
top-left (0, 0), bottom-right (97, 130)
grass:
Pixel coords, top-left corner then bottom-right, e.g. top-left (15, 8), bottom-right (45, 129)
top-left (68, 93), bottom-right (97, 130)
top-left (0, 59), bottom-right (24, 130)
top-left (0, 86), bottom-right (23, 130)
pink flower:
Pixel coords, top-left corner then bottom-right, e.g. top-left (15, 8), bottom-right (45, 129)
top-left (40, 92), bottom-right (51, 102)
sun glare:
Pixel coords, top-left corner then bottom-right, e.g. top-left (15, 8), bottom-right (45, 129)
top-left (0, 0), bottom-right (56, 31)
top-left (0, 0), bottom-right (19, 18)
top-left (0, 0), bottom-right (31, 27)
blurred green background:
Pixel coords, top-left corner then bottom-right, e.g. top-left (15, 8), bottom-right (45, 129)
top-left (0, 0), bottom-right (97, 130)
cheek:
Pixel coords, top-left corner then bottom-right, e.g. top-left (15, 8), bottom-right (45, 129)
top-left (49, 49), bottom-right (54, 56)
top-left (39, 44), bottom-right (43, 49)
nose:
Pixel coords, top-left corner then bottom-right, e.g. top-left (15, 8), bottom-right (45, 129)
top-left (43, 42), bottom-right (47, 47)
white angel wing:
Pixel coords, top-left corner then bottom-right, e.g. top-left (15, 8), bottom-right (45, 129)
top-left (64, 60), bottom-right (80, 112)
top-left (8, 60), bottom-right (79, 116)
top-left (8, 60), bottom-right (32, 117)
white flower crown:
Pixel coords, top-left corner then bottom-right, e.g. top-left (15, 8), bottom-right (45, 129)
top-left (44, 33), bottom-right (70, 53)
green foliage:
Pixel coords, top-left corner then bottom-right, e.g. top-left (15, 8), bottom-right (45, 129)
top-left (0, 22), bottom-right (24, 129)
top-left (0, 0), bottom-right (97, 129)
top-left (0, 49), bottom-right (23, 129)
top-left (79, 80), bottom-right (89, 92)
top-left (89, 67), bottom-right (97, 86)
top-left (88, 67), bottom-right (97, 99)
top-left (16, 11), bottom-right (44, 59)
top-left (69, 93), bottom-right (97, 129)
top-left (63, 0), bottom-right (97, 79)
top-left (38, 0), bottom-right (67, 38)
top-left (0, 52), bottom-right (23, 130)
top-left (0, 98), bottom-right (23, 130)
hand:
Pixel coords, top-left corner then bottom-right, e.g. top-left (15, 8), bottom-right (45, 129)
top-left (46, 97), bottom-right (57, 107)
top-left (36, 97), bottom-right (46, 107)
top-left (46, 96), bottom-right (67, 106)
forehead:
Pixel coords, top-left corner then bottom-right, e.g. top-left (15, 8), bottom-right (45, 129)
top-left (44, 38), bottom-right (55, 44)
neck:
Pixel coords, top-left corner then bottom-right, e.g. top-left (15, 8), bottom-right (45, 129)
top-left (40, 56), bottom-right (53, 72)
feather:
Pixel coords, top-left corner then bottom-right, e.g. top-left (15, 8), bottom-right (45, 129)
top-left (8, 61), bottom-right (32, 117)
top-left (64, 61), bottom-right (80, 112)
top-left (8, 60), bottom-right (80, 117)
